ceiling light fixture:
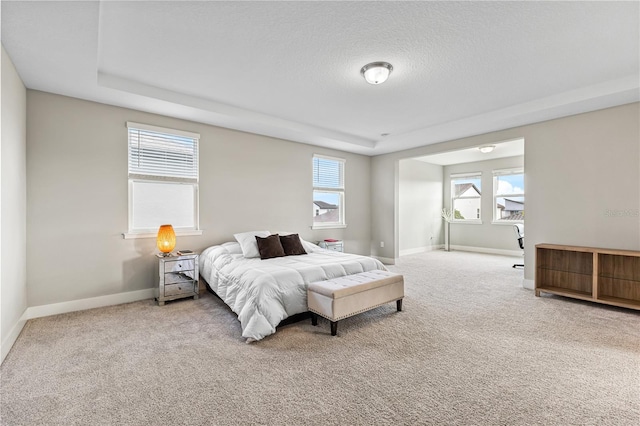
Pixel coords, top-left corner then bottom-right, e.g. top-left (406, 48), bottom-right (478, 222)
top-left (360, 62), bottom-right (393, 85)
top-left (478, 145), bottom-right (496, 154)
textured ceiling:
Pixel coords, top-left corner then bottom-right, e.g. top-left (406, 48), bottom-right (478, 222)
top-left (2, 1), bottom-right (638, 155)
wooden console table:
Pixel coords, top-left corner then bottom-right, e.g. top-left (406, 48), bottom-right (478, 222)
top-left (535, 243), bottom-right (640, 310)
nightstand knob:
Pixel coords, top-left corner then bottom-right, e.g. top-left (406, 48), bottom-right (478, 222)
top-left (177, 263), bottom-right (182, 269)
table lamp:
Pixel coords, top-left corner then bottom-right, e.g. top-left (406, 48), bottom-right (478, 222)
top-left (157, 224), bottom-right (176, 256)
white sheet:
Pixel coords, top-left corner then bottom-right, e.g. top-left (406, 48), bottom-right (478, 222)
top-left (200, 242), bottom-right (387, 341)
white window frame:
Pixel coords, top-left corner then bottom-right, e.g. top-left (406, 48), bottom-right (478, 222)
top-left (450, 172), bottom-right (482, 224)
top-left (123, 122), bottom-right (202, 239)
top-left (312, 154), bottom-right (346, 229)
top-left (492, 168), bottom-right (524, 224)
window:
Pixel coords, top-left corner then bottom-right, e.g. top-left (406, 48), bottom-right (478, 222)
top-left (127, 122), bottom-right (200, 235)
top-left (493, 168), bottom-right (524, 222)
top-left (312, 154), bottom-right (345, 228)
top-left (451, 172), bottom-right (482, 222)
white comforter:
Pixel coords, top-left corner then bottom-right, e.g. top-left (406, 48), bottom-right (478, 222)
top-left (200, 242), bottom-right (387, 341)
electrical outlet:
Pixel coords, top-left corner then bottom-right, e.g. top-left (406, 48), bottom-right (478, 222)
top-left (380, 241), bottom-right (385, 248)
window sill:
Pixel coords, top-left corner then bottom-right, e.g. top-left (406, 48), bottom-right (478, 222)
top-left (451, 220), bottom-right (483, 225)
top-left (311, 224), bottom-right (347, 230)
top-left (122, 230), bottom-right (204, 239)
top-left (491, 221), bottom-right (524, 226)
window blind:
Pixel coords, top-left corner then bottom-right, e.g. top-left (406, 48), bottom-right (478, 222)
top-left (313, 155), bottom-right (344, 189)
top-left (127, 122), bottom-right (199, 182)
top-left (493, 168), bottom-right (523, 176)
top-left (450, 171), bottom-right (481, 179)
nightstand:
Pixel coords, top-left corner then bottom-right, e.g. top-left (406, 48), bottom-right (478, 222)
top-left (318, 240), bottom-right (344, 252)
top-left (156, 253), bottom-right (199, 306)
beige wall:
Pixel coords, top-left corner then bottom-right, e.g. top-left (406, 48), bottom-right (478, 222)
top-left (14, 85), bottom-right (640, 315)
top-left (1, 46), bottom-right (28, 362)
top-left (26, 91), bottom-right (372, 307)
top-left (370, 154), bottom-right (398, 263)
top-left (372, 102), bottom-right (640, 283)
top-left (398, 159), bottom-right (443, 254)
top-left (525, 104), bottom-right (640, 254)
top-left (443, 156), bottom-right (524, 253)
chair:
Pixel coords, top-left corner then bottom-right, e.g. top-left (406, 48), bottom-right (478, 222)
top-left (513, 224), bottom-right (524, 268)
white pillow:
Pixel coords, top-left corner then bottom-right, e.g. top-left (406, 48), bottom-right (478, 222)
top-left (221, 241), bottom-right (243, 255)
top-left (234, 230), bottom-right (271, 258)
top-left (300, 238), bottom-right (320, 253)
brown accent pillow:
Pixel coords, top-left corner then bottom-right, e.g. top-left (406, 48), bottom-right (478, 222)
top-left (279, 234), bottom-right (307, 256)
top-left (255, 234), bottom-right (286, 260)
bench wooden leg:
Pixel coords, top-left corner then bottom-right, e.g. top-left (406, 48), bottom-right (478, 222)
top-left (311, 312), bottom-right (318, 326)
top-left (330, 321), bottom-right (338, 336)
top-left (397, 299), bottom-right (403, 312)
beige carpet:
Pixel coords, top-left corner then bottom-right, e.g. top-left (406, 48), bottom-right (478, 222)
top-left (1, 250), bottom-right (639, 425)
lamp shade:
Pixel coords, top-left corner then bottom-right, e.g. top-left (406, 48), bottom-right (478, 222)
top-left (157, 224), bottom-right (176, 254)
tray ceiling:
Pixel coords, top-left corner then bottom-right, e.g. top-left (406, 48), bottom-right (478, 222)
top-left (2, 1), bottom-right (638, 155)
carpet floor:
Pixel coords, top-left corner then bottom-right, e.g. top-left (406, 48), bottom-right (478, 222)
top-left (1, 250), bottom-right (639, 425)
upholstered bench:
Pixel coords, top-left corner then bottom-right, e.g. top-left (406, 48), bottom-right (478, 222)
top-left (307, 270), bottom-right (404, 336)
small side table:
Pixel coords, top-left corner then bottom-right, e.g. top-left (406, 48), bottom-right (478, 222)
top-left (318, 240), bottom-right (344, 252)
top-left (156, 253), bottom-right (199, 306)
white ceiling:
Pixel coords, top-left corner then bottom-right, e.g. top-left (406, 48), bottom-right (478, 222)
top-left (414, 138), bottom-right (524, 166)
top-left (2, 1), bottom-right (638, 156)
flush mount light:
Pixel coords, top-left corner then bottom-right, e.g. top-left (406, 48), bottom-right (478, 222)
top-left (478, 145), bottom-right (496, 154)
top-left (360, 62), bottom-right (393, 85)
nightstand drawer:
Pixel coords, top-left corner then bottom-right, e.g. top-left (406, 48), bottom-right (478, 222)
top-left (165, 271), bottom-right (196, 284)
top-left (319, 241), bottom-right (343, 252)
top-left (164, 259), bottom-right (195, 273)
top-left (156, 253), bottom-right (199, 306)
top-left (164, 281), bottom-right (196, 297)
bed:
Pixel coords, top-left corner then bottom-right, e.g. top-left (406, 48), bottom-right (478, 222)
top-left (200, 236), bottom-right (387, 342)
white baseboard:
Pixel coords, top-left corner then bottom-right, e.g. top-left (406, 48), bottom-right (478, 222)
top-left (373, 256), bottom-right (396, 265)
top-left (1, 310), bottom-right (28, 364)
top-left (1, 289), bottom-right (155, 365)
top-left (523, 279), bottom-right (535, 290)
top-left (26, 288), bottom-right (155, 320)
top-left (449, 245), bottom-right (522, 257)
top-left (399, 245), bottom-right (443, 257)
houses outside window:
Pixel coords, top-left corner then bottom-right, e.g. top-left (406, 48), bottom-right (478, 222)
top-left (312, 154), bottom-right (345, 228)
top-left (126, 122), bottom-right (200, 235)
top-left (451, 173), bottom-right (482, 222)
top-left (493, 168), bottom-right (524, 223)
